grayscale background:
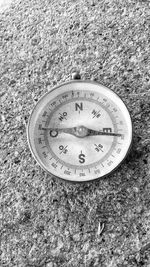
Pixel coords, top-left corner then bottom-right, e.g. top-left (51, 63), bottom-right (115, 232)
top-left (1, 0), bottom-right (150, 266)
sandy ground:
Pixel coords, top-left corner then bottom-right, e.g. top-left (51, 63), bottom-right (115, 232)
top-left (1, 0), bottom-right (150, 266)
top-left (0, 0), bottom-right (13, 12)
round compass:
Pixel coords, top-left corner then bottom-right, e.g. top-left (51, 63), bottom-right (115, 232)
top-left (27, 80), bottom-right (132, 182)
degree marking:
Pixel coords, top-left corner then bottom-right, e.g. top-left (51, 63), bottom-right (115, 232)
top-left (101, 102), bottom-right (105, 105)
top-left (106, 104), bottom-right (110, 108)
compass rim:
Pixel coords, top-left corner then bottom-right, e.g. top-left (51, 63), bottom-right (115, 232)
top-left (27, 80), bottom-right (133, 183)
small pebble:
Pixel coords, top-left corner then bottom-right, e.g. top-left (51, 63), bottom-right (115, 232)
top-left (14, 151), bottom-right (19, 157)
top-left (46, 262), bottom-right (53, 267)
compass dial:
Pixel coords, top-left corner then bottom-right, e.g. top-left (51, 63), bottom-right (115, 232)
top-left (27, 81), bottom-right (132, 182)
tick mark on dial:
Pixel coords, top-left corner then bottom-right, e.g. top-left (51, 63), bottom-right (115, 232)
top-left (106, 104), bottom-right (110, 108)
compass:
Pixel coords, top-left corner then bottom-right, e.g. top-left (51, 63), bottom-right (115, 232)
top-left (27, 79), bottom-right (132, 182)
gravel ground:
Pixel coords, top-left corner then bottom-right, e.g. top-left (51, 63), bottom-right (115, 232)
top-left (0, 0), bottom-right (13, 12)
top-left (1, 0), bottom-right (150, 266)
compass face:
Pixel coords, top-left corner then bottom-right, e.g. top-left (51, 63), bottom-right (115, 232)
top-left (27, 81), bottom-right (132, 182)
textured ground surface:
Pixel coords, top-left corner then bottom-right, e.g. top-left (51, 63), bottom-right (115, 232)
top-left (0, 0), bottom-right (13, 12)
top-left (1, 0), bottom-right (150, 266)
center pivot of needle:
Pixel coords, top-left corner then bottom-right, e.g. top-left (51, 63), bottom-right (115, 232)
top-left (74, 125), bottom-right (88, 138)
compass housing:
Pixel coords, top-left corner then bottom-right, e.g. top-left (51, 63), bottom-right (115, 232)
top-left (27, 80), bottom-right (133, 182)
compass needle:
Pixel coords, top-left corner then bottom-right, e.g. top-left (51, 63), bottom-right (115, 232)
top-left (42, 126), bottom-right (122, 138)
top-left (27, 80), bottom-right (132, 182)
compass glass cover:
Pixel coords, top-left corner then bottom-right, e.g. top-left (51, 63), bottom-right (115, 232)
top-left (27, 81), bottom-right (132, 182)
